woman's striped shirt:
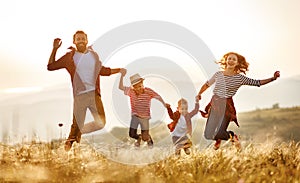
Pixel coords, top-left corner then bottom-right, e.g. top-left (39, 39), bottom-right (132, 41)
top-left (207, 71), bottom-right (261, 98)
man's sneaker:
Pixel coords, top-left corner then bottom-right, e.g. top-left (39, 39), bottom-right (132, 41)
top-left (214, 139), bottom-right (221, 150)
top-left (147, 137), bottom-right (154, 148)
top-left (76, 134), bottom-right (81, 143)
top-left (64, 139), bottom-right (75, 151)
top-left (134, 135), bottom-right (142, 147)
top-left (232, 134), bottom-right (241, 150)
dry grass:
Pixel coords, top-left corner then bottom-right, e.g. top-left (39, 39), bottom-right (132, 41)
top-left (1, 139), bottom-right (300, 183)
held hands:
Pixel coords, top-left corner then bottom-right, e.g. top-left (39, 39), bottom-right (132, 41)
top-left (197, 93), bottom-right (202, 101)
top-left (120, 68), bottom-right (127, 76)
top-left (53, 38), bottom-right (62, 49)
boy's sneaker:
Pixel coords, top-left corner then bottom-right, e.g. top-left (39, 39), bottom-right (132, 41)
top-left (184, 148), bottom-right (191, 155)
top-left (134, 135), bottom-right (142, 147)
top-left (175, 149), bottom-right (181, 156)
top-left (213, 139), bottom-right (221, 150)
top-left (147, 137), bottom-right (154, 148)
top-left (64, 139), bottom-right (75, 151)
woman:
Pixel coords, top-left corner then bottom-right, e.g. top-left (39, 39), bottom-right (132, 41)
top-left (198, 52), bottom-right (280, 150)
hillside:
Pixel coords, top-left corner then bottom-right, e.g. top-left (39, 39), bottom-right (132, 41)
top-left (193, 106), bottom-right (300, 146)
top-left (234, 106), bottom-right (300, 142)
top-left (84, 106), bottom-right (300, 150)
top-left (0, 75), bottom-right (299, 142)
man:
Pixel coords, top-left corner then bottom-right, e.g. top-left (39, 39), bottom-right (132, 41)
top-left (48, 30), bottom-right (126, 151)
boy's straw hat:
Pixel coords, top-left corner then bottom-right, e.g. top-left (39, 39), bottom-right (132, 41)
top-left (130, 73), bottom-right (144, 86)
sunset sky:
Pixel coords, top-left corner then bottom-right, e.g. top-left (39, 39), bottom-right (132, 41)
top-left (1, 0), bottom-right (299, 93)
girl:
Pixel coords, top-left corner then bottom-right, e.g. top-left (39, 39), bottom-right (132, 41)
top-left (198, 52), bottom-right (280, 150)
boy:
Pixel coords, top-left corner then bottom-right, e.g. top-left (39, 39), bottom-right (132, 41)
top-left (119, 73), bottom-right (168, 147)
top-left (167, 96), bottom-right (200, 155)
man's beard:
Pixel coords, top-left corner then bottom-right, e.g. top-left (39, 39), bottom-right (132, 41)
top-left (76, 43), bottom-right (87, 53)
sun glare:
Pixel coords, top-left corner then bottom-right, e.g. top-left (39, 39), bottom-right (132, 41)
top-left (2, 87), bottom-right (43, 94)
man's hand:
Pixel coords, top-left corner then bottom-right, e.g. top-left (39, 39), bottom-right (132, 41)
top-left (48, 38), bottom-right (62, 66)
top-left (53, 38), bottom-right (62, 49)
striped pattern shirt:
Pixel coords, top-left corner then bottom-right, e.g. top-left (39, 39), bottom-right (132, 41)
top-left (207, 71), bottom-right (261, 98)
top-left (124, 87), bottom-right (161, 119)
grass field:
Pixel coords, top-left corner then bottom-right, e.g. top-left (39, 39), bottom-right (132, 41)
top-left (0, 140), bottom-right (299, 183)
top-left (1, 107), bottom-right (300, 182)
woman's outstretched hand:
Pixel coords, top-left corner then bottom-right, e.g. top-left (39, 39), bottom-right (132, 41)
top-left (274, 71), bottom-right (280, 80)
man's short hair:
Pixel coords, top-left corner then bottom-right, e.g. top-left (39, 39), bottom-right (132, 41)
top-left (73, 30), bottom-right (87, 42)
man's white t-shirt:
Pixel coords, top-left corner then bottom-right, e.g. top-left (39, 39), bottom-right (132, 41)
top-left (73, 51), bottom-right (96, 95)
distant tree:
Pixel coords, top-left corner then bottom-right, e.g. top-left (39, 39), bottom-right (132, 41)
top-left (272, 103), bottom-right (280, 109)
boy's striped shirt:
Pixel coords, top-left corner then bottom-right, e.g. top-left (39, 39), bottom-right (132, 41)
top-left (124, 87), bottom-right (160, 119)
